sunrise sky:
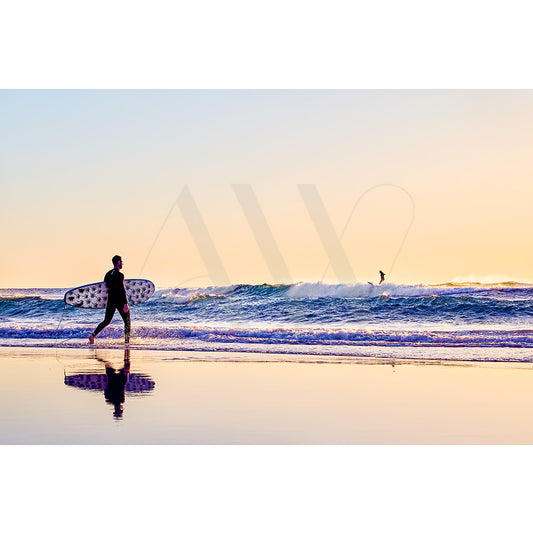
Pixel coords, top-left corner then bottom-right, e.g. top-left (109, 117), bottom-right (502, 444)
top-left (2, 89), bottom-right (533, 288)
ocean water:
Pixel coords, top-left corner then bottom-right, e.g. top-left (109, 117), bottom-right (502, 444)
top-left (2, 281), bottom-right (533, 363)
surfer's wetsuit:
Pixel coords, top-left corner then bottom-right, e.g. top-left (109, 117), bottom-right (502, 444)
top-left (92, 269), bottom-right (130, 342)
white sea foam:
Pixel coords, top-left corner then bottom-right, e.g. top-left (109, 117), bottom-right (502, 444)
top-left (286, 282), bottom-right (464, 298)
top-left (155, 285), bottom-right (239, 304)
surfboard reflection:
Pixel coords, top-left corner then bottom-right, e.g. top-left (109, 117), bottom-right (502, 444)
top-left (64, 348), bottom-right (155, 419)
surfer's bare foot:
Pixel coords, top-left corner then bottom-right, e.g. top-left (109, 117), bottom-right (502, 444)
top-left (89, 334), bottom-right (95, 345)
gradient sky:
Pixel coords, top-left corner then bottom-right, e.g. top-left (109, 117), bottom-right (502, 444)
top-left (2, 89), bottom-right (533, 288)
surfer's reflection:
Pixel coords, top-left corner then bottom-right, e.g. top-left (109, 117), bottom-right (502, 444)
top-left (64, 348), bottom-right (155, 420)
top-left (102, 348), bottom-right (131, 418)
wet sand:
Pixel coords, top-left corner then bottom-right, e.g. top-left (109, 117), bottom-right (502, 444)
top-left (2, 345), bottom-right (533, 444)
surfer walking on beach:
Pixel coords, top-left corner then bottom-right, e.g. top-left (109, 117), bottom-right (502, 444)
top-left (89, 255), bottom-right (130, 344)
top-left (379, 271), bottom-right (385, 285)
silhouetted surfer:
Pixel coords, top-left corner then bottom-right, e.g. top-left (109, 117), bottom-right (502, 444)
top-left (89, 255), bottom-right (130, 344)
top-left (379, 271), bottom-right (385, 285)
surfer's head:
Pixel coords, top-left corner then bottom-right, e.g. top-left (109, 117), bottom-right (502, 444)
top-left (112, 255), bottom-right (122, 269)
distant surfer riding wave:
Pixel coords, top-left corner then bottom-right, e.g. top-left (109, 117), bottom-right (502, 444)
top-left (368, 270), bottom-right (386, 286)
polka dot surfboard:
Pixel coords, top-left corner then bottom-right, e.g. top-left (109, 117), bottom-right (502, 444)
top-left (64, 279), bottom-right (155, 309)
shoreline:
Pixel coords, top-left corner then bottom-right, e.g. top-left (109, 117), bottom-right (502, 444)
top-left (2, 341), bottom-right (533, 368)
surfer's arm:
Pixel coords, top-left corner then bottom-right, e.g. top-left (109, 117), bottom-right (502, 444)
top-left (120, 274), bottom-right (129, 312)
top-left (121, 284), bottom-right (129, 312)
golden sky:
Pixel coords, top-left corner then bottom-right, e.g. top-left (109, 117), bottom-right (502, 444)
top-left (2, 90), bottom-right (533, 288)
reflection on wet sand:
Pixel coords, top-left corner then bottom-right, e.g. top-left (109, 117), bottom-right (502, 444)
top-left (64, 348), bottom-right (155, 419)
top-left (2, 345), bottom-right (533, 443)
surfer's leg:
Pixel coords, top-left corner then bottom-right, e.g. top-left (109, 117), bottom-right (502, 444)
top-left (118, 308), bottom-right (131, 343)
top-left (93, 305), bottom-right (116, 338)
